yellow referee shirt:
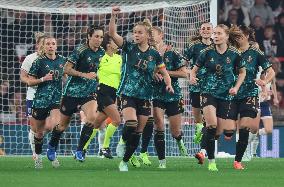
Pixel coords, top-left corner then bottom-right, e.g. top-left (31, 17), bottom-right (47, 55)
top-left (97, 53), bottom-right (122, 89)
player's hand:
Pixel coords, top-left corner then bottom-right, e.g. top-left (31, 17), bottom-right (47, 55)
top-left (273, 97), bottom-right (279, 106)
top-left (229, 87), bottom-right (238, 95)
top-left (165, 85), bottom-right (174, 94)
top-left (189, 76), bottom-right (198, 85)
top-left (112, 6), bottom-right (121, 15)
top-left (154, 72), bottom-right (163, 82)
top-left (255, 79), bottom-right (266, 87)
top-left (42, 72), bottom-right (53, 81)
top-left (83, 72), bottom-right (97, 80)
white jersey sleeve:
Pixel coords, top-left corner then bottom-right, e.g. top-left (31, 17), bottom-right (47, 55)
top-left (21, 52), bottom-right (38, 73)
top-left (21, 52), bottom-right (39, 100)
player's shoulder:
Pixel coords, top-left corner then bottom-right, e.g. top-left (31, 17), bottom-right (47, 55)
top-left (76, 43), bottom-right (89, 53)
top-left (187, 39), bottom-right (202, 48)
top-left (36, 54), bottom-right (46, 61)
top-left (200, 45), bottom-right (214, 53)
top-left (57, 54), bottom-right (67, 61)
top-left (228, 45), bottom-right (241, 55)
top-left (250, 45), bottom-right (265, 56)
top-left (24, 52), bottom-right (38, 62)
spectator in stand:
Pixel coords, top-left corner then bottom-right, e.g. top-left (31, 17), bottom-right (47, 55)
top-left (251, 16), bottom-right (265, 50)
top-left (61, 31), bottom-right (77, 57)
top-left (275, 13), bottom-right (284, 57)
top-left (241, 0), bottom-right (255, 9)
top-left (0, 78), bottom-right (10, 113)
top-left (263, 25), bottom-right (278, 57)
top-left (224, 0), bottom-right (250, 26)
top-left (222, 9), bottom-right (242, 27)
top-left (41, 13), bottom-right (55, 37)
top-left (250, 0), bottom-right (275, 26)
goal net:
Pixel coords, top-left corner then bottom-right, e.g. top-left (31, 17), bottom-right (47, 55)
top-left (0, 0), bottom-right (211, 156)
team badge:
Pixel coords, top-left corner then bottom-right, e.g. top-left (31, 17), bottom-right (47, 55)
top-left (87, 57), bottom-right (91, 62)
top-left (32, 109), bottom-right (37, 117)
top-left (202, 96), bottom-right (208, 104)
top-left (164, 57), bottom-right (170, 62)
top-left (123, 100), bottom-right (128, 106)
top-left (61, 105), bottom-right (66, 112)
top-left (77, 105), bottom-right (82, 110)
top-left (148, 56), bottom-right (153, 61)
top-left (210, 58), bottom-right (214, 62)
top-left (247, 56), bottom-right (252, 63)
top-left (226, 57), bottom-right (231, 64)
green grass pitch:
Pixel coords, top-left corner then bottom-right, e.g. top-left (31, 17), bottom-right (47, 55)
top-left (0, 157), bottom-right (284, 187)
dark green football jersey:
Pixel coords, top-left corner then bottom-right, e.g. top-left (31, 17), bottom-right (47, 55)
top-left (63, 44), bottom-right (105, 98)
top-left (196, 45), bottom-right (246, 100)
top-left (29, 54), bottom-right (67, 108)
top-left (117, 41), bottom-right (165, 100)
top-left (153, 48), bottom-right (185, 102)
top-left (184, 40), bottom-right (210, 93)
top-left (237, 46), bottom-right (271, 99)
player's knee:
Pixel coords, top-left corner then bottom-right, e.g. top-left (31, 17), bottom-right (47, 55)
top-left (265, 128), bottom-right (273, 134)
top-left (223, 130), bottom-right (234, 138)
top-left (207, 124), bottom-right (217, 129)
top-left (250, 127), bottom-right (258, 134)
top-left (172, 132), bottom-right (182, 141)
top-left (215, 134), bottom-right (220, 140)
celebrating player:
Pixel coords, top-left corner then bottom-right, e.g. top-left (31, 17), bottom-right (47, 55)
top-left (109, 6), bottom-right (174, 171)
top-left (189, 24), bottom-right (246, 171)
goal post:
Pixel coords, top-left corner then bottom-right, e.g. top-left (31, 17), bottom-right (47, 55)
top-left (0, 0), bottom-right (213, 156)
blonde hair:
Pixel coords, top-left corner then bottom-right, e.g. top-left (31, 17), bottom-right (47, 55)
top-left (34, 32), bottom-right (46, 55)
top-left (134, 19), bottom-right (157, 49)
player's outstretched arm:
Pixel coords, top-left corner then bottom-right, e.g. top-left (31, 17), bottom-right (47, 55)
top-left (109, 6), bottom-right (123, 47)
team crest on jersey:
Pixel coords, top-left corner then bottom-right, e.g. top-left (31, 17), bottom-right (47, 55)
top-left (87, 57), bottom-right (91, 62)
top-left (164, 57), bottom-right (170, 63)
top-left (123, 100), bottom-right (127, 106)
top-left (247, 56), bottom-right (252, 63)
top-left (61, 105), bottom-right (66, 112)
top-left (32, 109), bottom-right (37, 117)
top-left (77, 105), bottom-right (81, 110)
top-left (148, 55), bottom-right (153, 61)
top-left (226, 57), bottom-right (231, 64)
top-left (46, 65), bottom-right (49, 68)
top-left (210, 58), bottom-right (214, 62)
top-left (202, 96), bottom-right (208, 104)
